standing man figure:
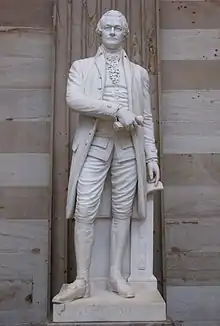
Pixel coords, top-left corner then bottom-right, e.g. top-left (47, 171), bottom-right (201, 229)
top-left (53, 10), bottom-right (160, 303)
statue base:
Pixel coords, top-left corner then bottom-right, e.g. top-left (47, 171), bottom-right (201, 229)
top-left (53, 280), bottom-right (166, 323)
top-left (53, 182), bottom-right (166, 323)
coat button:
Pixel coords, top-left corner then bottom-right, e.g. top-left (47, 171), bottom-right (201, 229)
top-left (107, 104), bottom-right (112, 108)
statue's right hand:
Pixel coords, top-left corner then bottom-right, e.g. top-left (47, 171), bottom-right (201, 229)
top-left (116, 107), bottom-right (137, 129)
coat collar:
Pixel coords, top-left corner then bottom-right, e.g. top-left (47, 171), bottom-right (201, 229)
top-left (94, 45), bottom-right (130, 70)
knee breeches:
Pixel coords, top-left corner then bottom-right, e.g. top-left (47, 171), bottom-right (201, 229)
top-left (75, 154), bottom-right (137, 223)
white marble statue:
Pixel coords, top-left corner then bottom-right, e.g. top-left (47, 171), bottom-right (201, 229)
top-left (53, 10), bottom-right (160, 304)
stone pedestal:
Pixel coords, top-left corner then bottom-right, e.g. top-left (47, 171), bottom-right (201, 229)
top-left (53, 181), bottom-right (166, 323)
top-left (50, 321), bottom-right (176, 326)
top-left (53, 289), bottom-right (165, 323)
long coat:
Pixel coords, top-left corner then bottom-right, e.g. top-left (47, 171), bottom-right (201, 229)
top-left (66, 47), bottom-right (158, 220)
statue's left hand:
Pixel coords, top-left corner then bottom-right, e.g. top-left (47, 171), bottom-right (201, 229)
top-left (147, 161), bottom-right (160, 186)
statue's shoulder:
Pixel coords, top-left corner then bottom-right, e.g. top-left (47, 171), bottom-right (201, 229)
top-left (71, 57), bottom-right (94, 70)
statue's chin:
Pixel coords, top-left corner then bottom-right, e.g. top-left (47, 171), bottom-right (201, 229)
top-left (102, 42), bottom-right (122, 51)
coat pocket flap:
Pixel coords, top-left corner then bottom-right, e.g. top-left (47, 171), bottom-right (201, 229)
top-left (122, 143), bottom-right (133, 149)
top-left (122, 138), bottom-right (134, 149)
top-left (92, 137), bottom-right (110, 149)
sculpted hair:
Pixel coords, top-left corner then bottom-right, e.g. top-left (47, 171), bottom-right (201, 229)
top-left (96, 10), bottom-right (129, 36)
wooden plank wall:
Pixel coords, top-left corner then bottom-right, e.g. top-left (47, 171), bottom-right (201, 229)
top-left (51, 0), bottom-right (71, 298)
top-left (0, 1), bottom-right (54, 324)
top-left (160, 1), bottom-right (220, 325)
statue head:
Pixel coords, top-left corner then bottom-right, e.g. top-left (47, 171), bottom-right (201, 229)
top-left (96, 10), bottom-right (129, 50)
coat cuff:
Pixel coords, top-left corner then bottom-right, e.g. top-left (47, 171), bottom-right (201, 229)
top-left (104, 102), bottom-right (122, 119)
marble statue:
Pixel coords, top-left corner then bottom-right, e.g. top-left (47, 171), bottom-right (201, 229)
top-left (53, 9), bottom-right (161, 305)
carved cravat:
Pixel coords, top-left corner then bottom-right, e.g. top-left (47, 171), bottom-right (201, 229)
top-left (105, 53), bottom-right (121, 84)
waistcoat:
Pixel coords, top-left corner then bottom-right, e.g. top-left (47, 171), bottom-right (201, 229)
top-left (88, 52), bottom-right (135, 163)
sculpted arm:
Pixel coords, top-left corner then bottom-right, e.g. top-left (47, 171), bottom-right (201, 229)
top-left (66, 61), bottom-right (119, 119)
top-left (142, 69), bottom-right (157, 162)
top-left (142, 68), bottom-right (160, 184)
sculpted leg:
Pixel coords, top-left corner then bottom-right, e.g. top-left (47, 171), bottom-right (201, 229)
top-left (53, 155), bottom-right (110, 303)
top-left (74, 220), bottom-right (93, 297)
top-left (109, 158), bottom-right (137, 298)
top-left (108, 218), bottom-right (134, 298)
top-left (52, 221), bottom-right (93, 303)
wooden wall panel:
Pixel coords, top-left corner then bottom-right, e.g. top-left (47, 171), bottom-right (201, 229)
top-left (163, 122), bottom-right (220, 154)
top-left (166, 218), bottom-right (220, 253)
top-left (0, 187), bottom-right (49, 220)
top-left (162, 90), bottom-right (220, 123)
top-left (162, 90), bottom-right (220, 153)
top-left (163, 154), bottom-right (220, 187)
top-left (0, 89), bottom-right (51, 120)
top-left (80, 0), bottom-right (100, 58)
top-left (161, 29), bottom-right (220, 61)
top-left (160, 0), bottom-right (220, 324)
top-left (0, 121), bottom-right (50, 153)
top-left (161, 60), bottom-right (220, 90)
top-left (0, 279), bottom-right (33, 310)
top-left (71, 0), bottom-right (84, 60)
top-left (0, 154), bottom-right (50, 187)
top-left (167, 251), bottom-right (220, 286)
top-left (0, 58), bottom-right (51, 89)
top-left (163, 153), bottom-right (220, 286)
top-left (0, 31), bottom-right (52, 57)
top-left (0, 219), bottom-right (48, 324)
top-left (0, 0), bottom-right (54, 323)
top-left (160, 1), bottom-right (220, 29)
top-left (51, 0), bottom-right (71, 296)
top-left (164, 185), bottom-right (220, 221)
top-left (0, 0), bottom-right (53, 28)
top-left (181, 323), bottom-right (220, 326)
top-left (0, 31), bottom-right (52, 88)
top-left (167, 286), bottom-right (220, 322)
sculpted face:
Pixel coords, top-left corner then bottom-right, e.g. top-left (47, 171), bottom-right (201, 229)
top-left (100, 15), bottom-right (126, 50)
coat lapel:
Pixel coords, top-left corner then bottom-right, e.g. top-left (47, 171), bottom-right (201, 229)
top-left (94, 47), bottom-right (106, 89)
top-left (122, 51), bottom-right (133, 111)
